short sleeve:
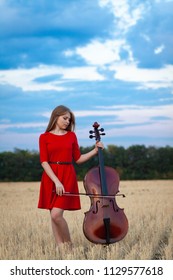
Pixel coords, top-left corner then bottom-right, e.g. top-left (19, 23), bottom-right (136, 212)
top-left (39, 134), bottom-right (48, 163)
top-left (72, 132), bottom-right (81, 162)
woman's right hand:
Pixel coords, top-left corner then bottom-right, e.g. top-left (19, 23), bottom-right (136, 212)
top-left (55, 182), bottom-right (65, 196)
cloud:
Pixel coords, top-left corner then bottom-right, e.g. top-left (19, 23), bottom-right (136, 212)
top-left (109, 63), bottom-right (173, 89)
top-left (63, 0), bottom-right (172, 91)
top-left (0, 122), bottom-right (47, 130)
top-left (0, 64), bottom-right (105, 91)
top-left (42, 110), bottom-right (114, 119)
top-left (98, 0), bottom-right (146, 34)
top-left (1, 104), bottom-right (173, 150)
top-left (69, 39), bottom-right (133, 66)
top-left (105, 120), bottom-right (173, 138)
top-left (0, 0), bottom-right (109, 37)
top-left (0, 0), bottom-right (113, 69)
top-left (3, 103), bottom-right (171, 137)
top-left (154, 44), bottom-right (165, 54)
top-left (155, 0), bottom-right (173, 2)
top-left (140, 33), bottom-right (151, 42)
top-left (74, 104), bottom-right (173, 140)
top-left (90, 104), bottom-right (173, 124)
top-left (42, 104), bottom-right (173, 125)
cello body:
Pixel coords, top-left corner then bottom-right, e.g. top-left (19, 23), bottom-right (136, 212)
top-left (82, 122), bottom-right (128, 245)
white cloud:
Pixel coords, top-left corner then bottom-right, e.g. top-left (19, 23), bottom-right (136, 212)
top-left (140, 33), bottom-right (151, 42)
top-left (0, 64), bottom-right (105, 91)
top-left (99, 0), bottom-right (145, 34)
top-left (64, 36), bottom-right (135, 72)
top-left (78, 104), bottom-right (173, 122)
top-left (0, 122), bottom-right (47, 130)
top-left (154, 44), bottom-right (165, 54)
top-left (0, 65), bottom-right (64, 91)
top-left (110, 104), bottom-right (172, 123)
top-left (73, 39), bottom-right (134, 66)
top-left (155, 0), bottom-right (173, 2)
top-left (66, 104), bottom-right (173, 141)
top-left (42, 110), bottom-right (119, 119)
top-left (43, 104), bottom-right (173, 124)
top-left (71, 41), bottom-right (172, 89)
top-left (62, 2), bottom-right (171, 91)
top-left (63, 1), bottom-right (172, 91)
top-left (1, 104), bottom-right (173, 150)
top-left (75, 104), bottom-right (173, 140)
top-left (61, 66), bottom-right (104, 81)
top-left (109, 63), bottom-right (173, 89)
top-left (105, 120), bottom-right (173, 138)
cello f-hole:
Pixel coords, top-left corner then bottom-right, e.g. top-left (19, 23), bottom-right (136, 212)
top-left (93, 200), bottom-right (100, 214)
top-left (109, 199), bottom-right (119, 212)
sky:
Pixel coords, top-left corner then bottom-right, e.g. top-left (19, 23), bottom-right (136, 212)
top-left (0, 0), bottom-right (173, 152)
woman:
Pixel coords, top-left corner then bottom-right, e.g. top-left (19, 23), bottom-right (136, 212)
top-left (38, 105), bottom-right (104, 249)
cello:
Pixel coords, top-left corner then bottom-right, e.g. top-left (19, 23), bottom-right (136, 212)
top-left (83, 122), bottom-right (128, 245)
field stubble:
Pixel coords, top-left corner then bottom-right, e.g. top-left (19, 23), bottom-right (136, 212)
top-left (0, 180), bottom-right (173, 260)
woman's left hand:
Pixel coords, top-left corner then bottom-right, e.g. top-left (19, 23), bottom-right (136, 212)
top-left (95, 141), bottom-right (104, 153)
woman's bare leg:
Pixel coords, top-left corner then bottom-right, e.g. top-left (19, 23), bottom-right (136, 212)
top-left (50, 208), bottom-right (71, 245)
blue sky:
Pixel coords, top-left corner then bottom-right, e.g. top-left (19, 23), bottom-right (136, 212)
top-left (0, 0), bottom-right (173, 151)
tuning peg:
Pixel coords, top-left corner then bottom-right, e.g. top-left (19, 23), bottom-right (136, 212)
top-left (89, 130), bottom-right (94, 134)
top-left (89, 135), bottom-right (95, 139)
top-left (99, 128), bottom-right (104, 132)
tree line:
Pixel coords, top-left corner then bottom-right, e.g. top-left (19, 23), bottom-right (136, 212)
top-left (0, 145), bottom-right (173, 182)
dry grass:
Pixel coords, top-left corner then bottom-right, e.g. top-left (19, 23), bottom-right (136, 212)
top-left (0, 180), bottom-right (173, 260)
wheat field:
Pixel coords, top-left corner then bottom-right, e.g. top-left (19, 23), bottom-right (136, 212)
top-left (0, 180), bottom-right (173, 260)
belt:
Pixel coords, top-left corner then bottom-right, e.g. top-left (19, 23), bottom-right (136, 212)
top-left (48, 161), bottom-right (72, 165)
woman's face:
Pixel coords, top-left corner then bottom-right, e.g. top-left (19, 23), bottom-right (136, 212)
top-left (56, 112), bottom-right (71, 130)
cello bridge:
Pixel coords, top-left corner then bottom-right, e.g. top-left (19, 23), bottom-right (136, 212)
top-left (102, 204), bottom-right (110, 208)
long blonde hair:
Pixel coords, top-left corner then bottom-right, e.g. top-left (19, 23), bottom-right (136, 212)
top-left (45, 105), bottom-right (75, 132)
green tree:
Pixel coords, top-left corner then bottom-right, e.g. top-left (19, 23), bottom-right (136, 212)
top-left (0, 145), bottom-right (173, 182)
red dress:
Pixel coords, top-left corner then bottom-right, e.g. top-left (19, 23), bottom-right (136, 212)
top-left (38, 131), bottom-right (81, 210)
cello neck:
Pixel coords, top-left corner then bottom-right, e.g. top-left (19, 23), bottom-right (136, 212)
top-left (98, 146), bottom-right (108, 196)
top-left (89, 122), bottom-right (108, 196)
